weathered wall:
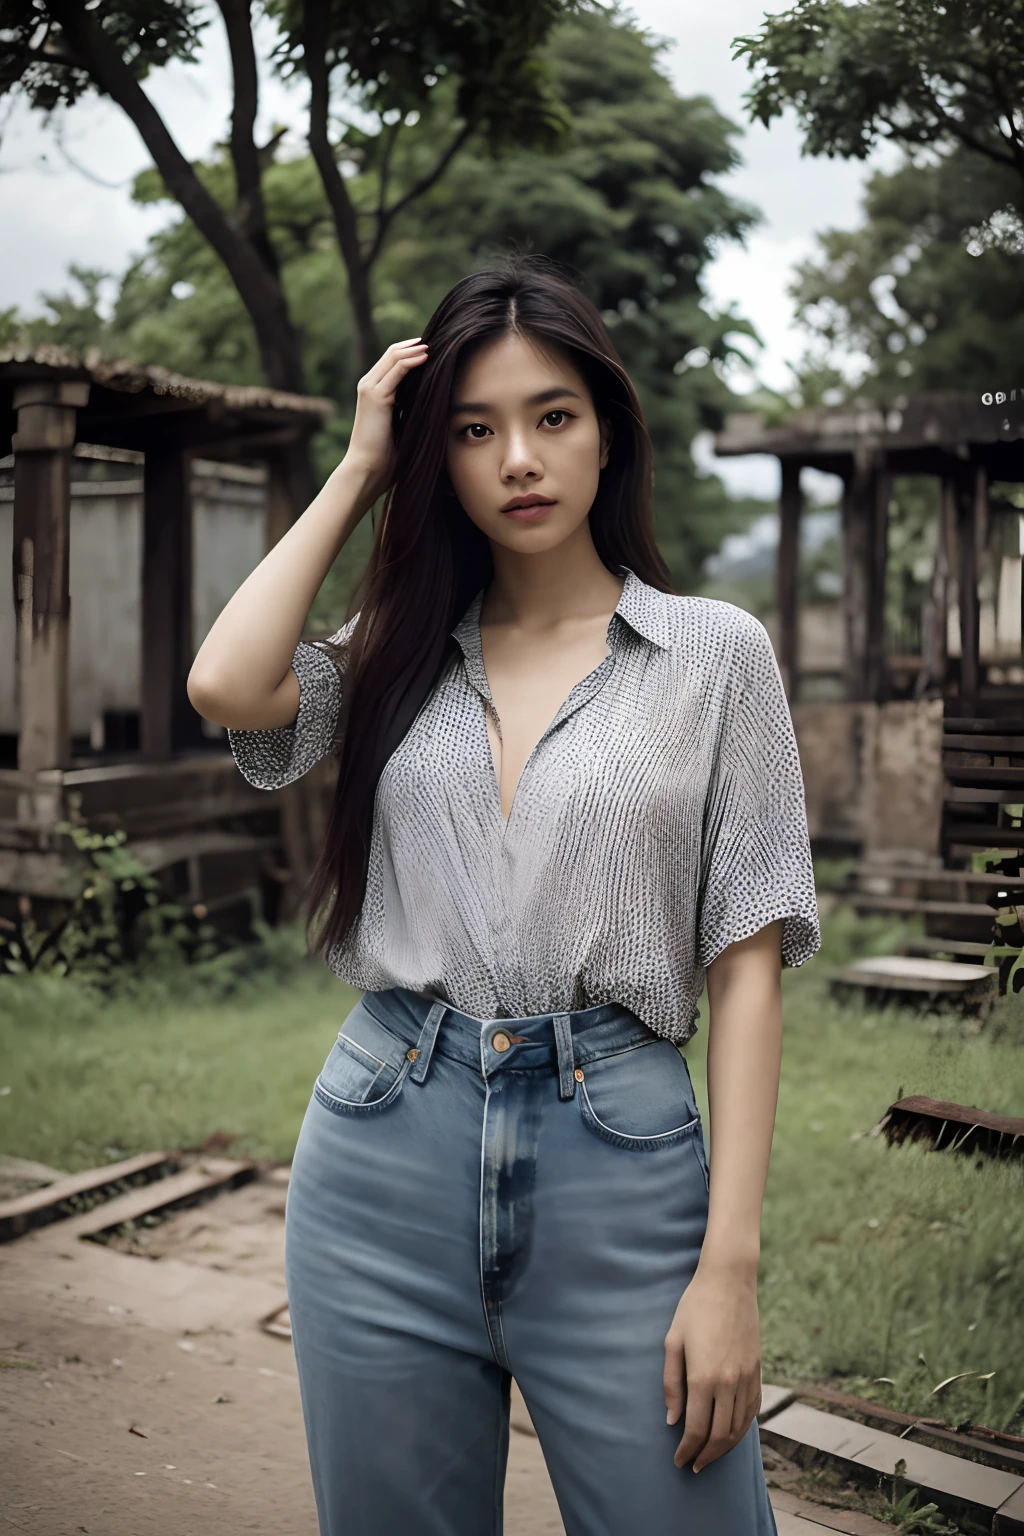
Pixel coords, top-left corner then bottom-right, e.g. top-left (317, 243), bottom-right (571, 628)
top-left (792, 696), bottom-right (945, 857)
top-left (0, 455), bottom-right (266, 739)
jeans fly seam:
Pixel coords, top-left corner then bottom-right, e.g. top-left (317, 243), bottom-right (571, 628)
top-left (478, 1078), bottom-right (506, 1370)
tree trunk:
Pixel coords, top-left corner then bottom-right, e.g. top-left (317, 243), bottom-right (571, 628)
top-left (47, 0), bottom-right (318, 515)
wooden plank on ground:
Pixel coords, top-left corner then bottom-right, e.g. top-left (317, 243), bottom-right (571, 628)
top-left (64, 1157), bottom-right (258, 1241)
top-left (0, 1151), bottom-right (180, 1243)
top-left (878, 1096), bottom-right (1024, 1158)
top-left (762, 1402), bottom-right (1024, 1530)
top-left (994, 1480), bottom-right (1024, 1533)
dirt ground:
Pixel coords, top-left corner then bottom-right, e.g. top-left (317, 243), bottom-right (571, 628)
top-left (0, 1164), bottom-right (883, 1536)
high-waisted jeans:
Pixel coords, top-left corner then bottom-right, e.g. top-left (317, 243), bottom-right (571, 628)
top-left (285, 986), bottom-right (777, 1535)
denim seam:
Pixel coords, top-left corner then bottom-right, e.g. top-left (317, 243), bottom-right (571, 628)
top-left (477, 1076), bottom-right (504, 1369)
top-left (692, 1129), bottom-right (711, 1193)
top-left (312, 1055), bottom-right (412, 1116)
top-left (577, 1080), bottom-right (701, 1151)
top-left (338, 1031), bottom-right (387, 1071)
top-left (573, 1033), bottom-right (656, 1069)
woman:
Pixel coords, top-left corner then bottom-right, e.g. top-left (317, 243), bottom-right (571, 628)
top-left (188, 254), bottom-right (821, 1536)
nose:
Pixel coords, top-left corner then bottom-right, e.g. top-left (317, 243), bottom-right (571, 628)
top-left (500, 425), bottom-right (543, 484)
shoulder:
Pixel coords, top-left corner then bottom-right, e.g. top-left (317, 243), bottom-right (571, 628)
top-left (654, 592), bottom-right (773, 670)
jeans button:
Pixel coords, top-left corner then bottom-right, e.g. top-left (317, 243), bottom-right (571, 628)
top-left (492, 1031), bottom-right (511, 1053)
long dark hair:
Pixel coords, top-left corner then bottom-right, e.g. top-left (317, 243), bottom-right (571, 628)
top-left (305, 253), bottom-right (673, 961)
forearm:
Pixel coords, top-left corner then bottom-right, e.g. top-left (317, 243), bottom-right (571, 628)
top-left (697, 930), bottom-right (783, 1282)
top-left (188, 456), bottom-right (377, 725)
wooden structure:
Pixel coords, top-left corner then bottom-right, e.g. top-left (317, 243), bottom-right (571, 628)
top-left (715, 391), bottom-right (1024, 712)
top-left (1, 346), bottom-right (334, 928)
top-left (715, 391), bottom-right (1024, 998)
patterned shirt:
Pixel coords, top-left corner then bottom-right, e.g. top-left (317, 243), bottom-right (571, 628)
top-left (228, 565), bottom-right (821, 1043)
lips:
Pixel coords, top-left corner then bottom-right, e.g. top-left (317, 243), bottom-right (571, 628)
top-left (501, 496), bottom-right (556, 521)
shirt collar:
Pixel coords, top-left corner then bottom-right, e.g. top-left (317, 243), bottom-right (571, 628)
top-left (450, 565), bottom-right (674, 671)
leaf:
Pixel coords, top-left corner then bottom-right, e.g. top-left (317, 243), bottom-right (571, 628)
top-left (930, 1370), bottom-right (978, 1395)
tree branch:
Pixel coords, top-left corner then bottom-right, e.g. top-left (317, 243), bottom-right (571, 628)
top-left (303, 2), bottom-right (378, 366)
top-left (375, 117), bottom-right (403, 226)
top-left (366, 118), bottom-right (476, 267)
top-left (214, 0), bottom-right (279, 280)
top-left (40, 0), bottom-right (304, 392)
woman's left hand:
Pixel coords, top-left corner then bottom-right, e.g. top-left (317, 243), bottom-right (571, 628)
top-left (663, 1264), bottom-right (763, 1473)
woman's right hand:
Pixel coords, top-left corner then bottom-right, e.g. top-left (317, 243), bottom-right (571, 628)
top-left (344, 336), bottom-right (429, 507)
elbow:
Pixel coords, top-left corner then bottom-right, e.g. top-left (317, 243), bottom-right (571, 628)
top-left (187, 663), bottom-right (232, 726)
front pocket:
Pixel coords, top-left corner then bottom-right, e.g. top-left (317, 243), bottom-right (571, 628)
top-left (576, 1038), bottom-right (702, 1152)
top-left (313, 1003), bottom-right (413, 1116)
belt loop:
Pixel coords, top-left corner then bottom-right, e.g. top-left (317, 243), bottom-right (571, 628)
top-left (409, 1001), bottom-right (446, 1085)
top-left (552, 1013), bottom-right (576, 1100)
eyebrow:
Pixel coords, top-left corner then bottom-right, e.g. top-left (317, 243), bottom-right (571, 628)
top-left (449, 386), bottom-right (583, 416)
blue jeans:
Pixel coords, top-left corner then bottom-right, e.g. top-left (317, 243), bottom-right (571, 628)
top-left (285, 986), bottom-right (777, 1535)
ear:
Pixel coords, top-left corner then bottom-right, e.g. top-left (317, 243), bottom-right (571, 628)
top-left (598, 415), bottom-right (613, 470)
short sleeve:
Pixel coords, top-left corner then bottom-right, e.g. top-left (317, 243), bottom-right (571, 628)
top-left (227, 613), bottom-right (359, 791)
top-left (695, 611), bottom-right (821, 972)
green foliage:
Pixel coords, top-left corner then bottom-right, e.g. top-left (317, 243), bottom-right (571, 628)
top-left (734, 0), bottom-right (1024, 199)
top-left (884, 1485), bottom-right (960, 1534)
top-left (0, 795), bottom-right (225, 982)
top-left (0, 0), bottom-right (207, 112)
top-left (6, 7), bottom-right (765, 599)
top-left (788, 149), bottom-right (1024, 398)
top-left (268, 0), bottom-right (577, 154)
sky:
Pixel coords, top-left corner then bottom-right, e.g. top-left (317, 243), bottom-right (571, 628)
top-left (0, 1), bottom-right (891, 501)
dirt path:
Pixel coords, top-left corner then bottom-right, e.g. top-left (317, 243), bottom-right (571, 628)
top-left (0, 1169), bottom-right (880, 1535)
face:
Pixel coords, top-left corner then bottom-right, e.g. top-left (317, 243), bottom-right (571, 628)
top-left (445, 330), bottom-right (611, 555)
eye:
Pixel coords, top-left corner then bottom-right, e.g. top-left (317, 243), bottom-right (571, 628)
top-left (457, 422), bottom-right (492, 440)
top-left (541, 410), bottom-right (573, 428)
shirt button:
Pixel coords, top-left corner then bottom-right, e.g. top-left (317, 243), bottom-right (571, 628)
top-left (492, 1031), bottom-right (512, 1053)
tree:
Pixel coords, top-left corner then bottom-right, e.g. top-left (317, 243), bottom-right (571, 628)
top-left (6, 8), bottom-right (765, 595)
top-left (733, 0), bottom-right (1024, 213)
top-left (1, 0), bottom-right (578, 505)
top-left (787, 148), bottom-right (1024, 398)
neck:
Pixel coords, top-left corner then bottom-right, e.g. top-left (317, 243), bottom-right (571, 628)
top-left (482, 524), bottom-right (625, 629)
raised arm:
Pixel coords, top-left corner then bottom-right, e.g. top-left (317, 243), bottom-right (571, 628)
top-left (186, 337), bottom-right (430, 732)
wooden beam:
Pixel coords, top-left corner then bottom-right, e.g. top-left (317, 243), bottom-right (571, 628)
top-left (777, 458), bottom-right (802, 700)
top-left (11, 381), bottom-right (87, 772)
top-left (141, 445), bottom-right (201, 757)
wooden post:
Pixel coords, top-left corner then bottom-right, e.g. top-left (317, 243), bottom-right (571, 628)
top-left (866, 462), bottom-right (891, 703)
top-left (955, 466), bottom-right (984, 713)
top-left (142, 444), bottom-right (199, 757)
top-left (12, 380), bottom-right (88, 773)
top-left (777, 458), bottom-right (802, 701)
top-left (264, 448), bottom-right (295, 552)
top-left (840, 447), bottom-right (889, 702)
top-left (918, 478), bottom-right (950, 697)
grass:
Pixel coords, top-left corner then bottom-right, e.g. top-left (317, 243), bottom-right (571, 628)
top-left (2, 896), bottom-right (1023, 1432)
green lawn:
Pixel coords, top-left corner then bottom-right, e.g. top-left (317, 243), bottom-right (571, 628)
top-left (2, 901), bottom-right (1023, 1433)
